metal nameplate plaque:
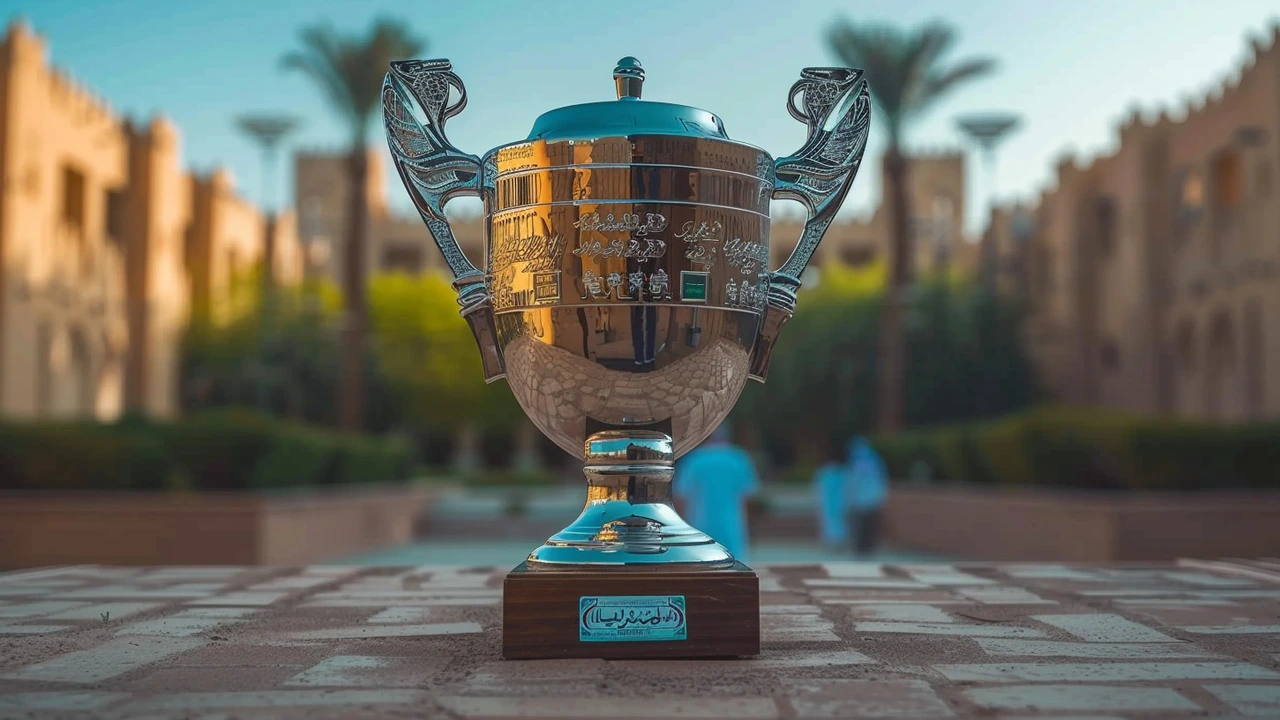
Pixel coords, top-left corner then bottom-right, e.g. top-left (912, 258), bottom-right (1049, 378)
top-left (579, 595), bottom-right (687, 642)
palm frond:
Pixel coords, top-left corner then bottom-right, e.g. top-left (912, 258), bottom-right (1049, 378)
top-left (825, 17), bottom-right (995, 145)
top-left (925, 58), bottom-right (997, 100)
top-left (283, 17), bottom-right (425, 144)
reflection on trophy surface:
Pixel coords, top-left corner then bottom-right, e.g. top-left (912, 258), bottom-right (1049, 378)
top-left (383, 54), bottom-right (869, 657)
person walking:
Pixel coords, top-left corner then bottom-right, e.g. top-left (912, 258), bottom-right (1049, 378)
top-left (812, 441), bottom-right (852, 552)
top-left (846, 436), bottom-right (888, 556)
top-left (673, 423), bottom-right (760, 563)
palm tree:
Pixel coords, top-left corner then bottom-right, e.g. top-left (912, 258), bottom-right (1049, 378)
top-left (283, 19), bottom-right (424, 433)
top-left (827, 19), bottom-right (995, 433)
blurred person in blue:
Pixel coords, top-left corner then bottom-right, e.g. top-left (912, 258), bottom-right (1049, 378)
top-left (673, 423), bottom-right (760, 563)
top-left (812, 440), bottom-right (852, 552)
top-left (847, 436), bottom-right (888, 555)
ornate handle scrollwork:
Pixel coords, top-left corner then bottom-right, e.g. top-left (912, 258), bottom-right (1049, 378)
top-left (382, 59), bottom-right (505, 381)
top-left (749, 67), bottom-right (871, 382)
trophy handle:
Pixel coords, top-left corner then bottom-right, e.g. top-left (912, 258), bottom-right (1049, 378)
top-left (749, 67), bottom-right (871, 382)
top-left (382, 59), bottom-right (505, 382)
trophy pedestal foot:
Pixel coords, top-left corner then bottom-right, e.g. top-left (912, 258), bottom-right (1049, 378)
top-left (502, 560), bottom-right (760, 660)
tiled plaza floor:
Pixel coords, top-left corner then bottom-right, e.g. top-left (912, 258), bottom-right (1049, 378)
top-left (1, 559), bottom-right (1278, 718)
top-left (339, 539), bottom-right (947, 567)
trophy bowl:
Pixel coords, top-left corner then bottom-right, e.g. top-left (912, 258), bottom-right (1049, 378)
top-left (383, 55), bottom-right (869, 657)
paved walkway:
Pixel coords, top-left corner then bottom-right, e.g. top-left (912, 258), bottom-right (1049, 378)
top-left (1, 560), bottom-right (1278, 718)
top-left (340, 539), bottom-right (947, 567)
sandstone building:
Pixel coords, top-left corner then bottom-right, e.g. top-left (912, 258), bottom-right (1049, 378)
top-left (294, 149), bottom-right (483, 282)
top-left (770, 151), bottom-right (976, 278)
top-left (987, 24), bottom-right (1280, 421)
top-left (0, 21), bottom-right (300, 421)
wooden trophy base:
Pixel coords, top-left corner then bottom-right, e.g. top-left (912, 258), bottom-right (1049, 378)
top-left (502, 560), bottom-right (760, 660)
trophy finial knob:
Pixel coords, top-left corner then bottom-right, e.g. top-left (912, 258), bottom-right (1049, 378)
top-left (614, 57), bottom-right (644, 100)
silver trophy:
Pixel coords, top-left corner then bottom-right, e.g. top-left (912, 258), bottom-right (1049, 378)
top-left (383, 56), bottom-right (869, 658)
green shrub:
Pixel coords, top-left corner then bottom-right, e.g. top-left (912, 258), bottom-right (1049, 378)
top-left (0, 421), bottom-right (172, 491)
top-left (249, 424), bottom-right (339, 489)
top-left (874, 406), bottom-right (1280, 491)
top-left (0, 410), bottom-right (414, 493)
top-left (334, 435), bottom-right (413, 485)
top-left (163, 409), bottom-right (278, 490)
top-left (458, 469), bottom-right (561, 488)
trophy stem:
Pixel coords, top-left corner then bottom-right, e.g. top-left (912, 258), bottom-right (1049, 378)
top-left (526, 430), bottom-right (735, 569)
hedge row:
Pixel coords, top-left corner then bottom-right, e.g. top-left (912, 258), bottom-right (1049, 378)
top-left (871, 407), bottom-right (1280, 491)
top-left (0, 409), bottom-right (413, 492)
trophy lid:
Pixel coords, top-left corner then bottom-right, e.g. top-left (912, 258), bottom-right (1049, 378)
top-left (526, 57), bottom-right (729, 141)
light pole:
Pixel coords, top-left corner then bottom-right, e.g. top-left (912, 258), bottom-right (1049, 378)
top-left (236, 114), bottom-right (300, 416)
top-left (957, 112), bottom-right (1021, 202)
top-left (236, 114), bottom-right (300, 290)
top-left (957, 113), bottom-right (1021, 289)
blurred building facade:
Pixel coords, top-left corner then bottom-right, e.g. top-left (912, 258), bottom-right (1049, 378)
top-left (770, 151), bottom-right (976, 277)
top-left (989, 25), bottom-right (1280, 421)
top-left (0, 21), bottom-right (301, 421)
top-left (294, 149), bottom-right (484, 281)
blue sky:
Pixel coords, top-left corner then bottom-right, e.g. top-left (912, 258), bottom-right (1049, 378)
top-left (3, 0), bottom-right (1278, 234)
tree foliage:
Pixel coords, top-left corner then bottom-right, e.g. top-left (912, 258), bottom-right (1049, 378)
top-left (732, 266), bottom-right (1038, 466)
top-left (826, 19), bottom-right (996, 144)
top-left (183, 271), bottom-right (522, 436)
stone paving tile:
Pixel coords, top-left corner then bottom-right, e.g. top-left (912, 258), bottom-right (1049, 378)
top-left (820, 562), bottom-right (886, 577)
top-left (758, 604), bottom-right (821, 615)
top-left (1, 636), bottom-right (205, 683)
top-left (115, 689), bottom-right (430, 713)
top-left (141, 566), bottom-right (247, 578)
top-left (0, 600), bottom-right (87, 618)
top-left (249, 576), bottom-right (335, 591)
top-left (0, 623), bottom-right (74, 634)
top-left (935, 661), bottom-right (1280, 683)
top-left (1000, 564), bottom-right (1101, 581)
top-left (366, 606), bottom-right (434, 623)
top-left (1114, 597), bottom-right (1239, 605)
top-left (286, 621), bottom-right (482, 640)
top-left (784, 678), bottom-right (953, 718)
top-left (812, 590), bottom-right (965, 605)
top-left (803, 578), bottom-right (930, 589)
top-left (853, 621), bottom-right (1046, 638)
top-left (904, 567), bottom-right (995, 586)
top-left (125, 664), bottom-right (306, 693)
top-left (1164, 571), bottom-right (1259, 587)
top-left (1032, 612), bottom-right (1178, 642)
top-left (436, 695), bottom-right (780, 719)
top-left (1181, 624), bottom-right (1280, 634)
top-left (762, 613), bottom-right (841, 643)
top-left (745, 648), bottom-right (877, 668)
top-left (993, 712), bottom-right (1126, 717)
top-left (0, 587), bottom-right (61, 597)
top-left (57, 585), bottom-right (217, 600)
top-left (0, 691), bottom-right (129, 712)
top-left (284, 655), bottom-right (437, 687)
top-left (186, 591), bottom-right (289, 607)
top-left (965, 684), bottom-right (1200, 713)
top-left (465, 659), bottom-right (607, 695)
top-left (302, 596), bottom-right (499, 607)
top-left (304, 565), bottom-right (361, 576)
top-left (974, 638), bottom-right (1218, 659)
top-left (1117, 601), bottom-right (1250, 629)
top-left (954, 586), bottom-right (1054, 604)
top-left (754, 570), bottom-right (786, 593)
top-left (1205, 683), bottom-right (1280, 717)
top-left (116, 608), bottom-right (260, 637)
top-left (43, 601), bottom-right (162, 621)
top-left (848, 604), bottom-right (954, 623)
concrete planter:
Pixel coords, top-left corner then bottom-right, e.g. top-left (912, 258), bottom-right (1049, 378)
top-left (884, 483), bottom-right (1280, 561)
top-left (0, 483), bottom-right (433, 568)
